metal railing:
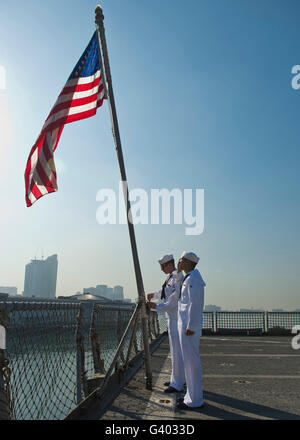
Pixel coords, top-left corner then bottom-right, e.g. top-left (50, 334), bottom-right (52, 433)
top-left (0, 302), bottom-right (298, 420)
top-left (0, 301), bottom-right (167, 420)
top-left (202, 311), bottom-right (300, 334)
top-left (0, 302), bottom-right (81, 420)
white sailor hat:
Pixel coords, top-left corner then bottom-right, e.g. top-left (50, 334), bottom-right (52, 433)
top-left (158, 254), bottom-right (174, 265)
top-left (180, 251), bottom-right (200, 264)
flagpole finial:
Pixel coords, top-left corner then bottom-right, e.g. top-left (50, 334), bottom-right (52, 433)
top-left (95, 4), bottom-right (104, 22)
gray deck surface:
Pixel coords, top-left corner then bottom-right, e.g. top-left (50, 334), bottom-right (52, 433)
top-left (100, 335), bottom-right (300, 420)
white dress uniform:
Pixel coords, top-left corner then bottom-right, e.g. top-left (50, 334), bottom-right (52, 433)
top-left (153, 269), bottom-right (185, 391)
top-left (178, 266), bottom-right (206, 407)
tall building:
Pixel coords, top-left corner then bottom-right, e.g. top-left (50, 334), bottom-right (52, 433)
top-left (204, 304), bottom-right (221, 312)
top-left (83, 284), bottom-right (124, 301)
top-left (106, 287), bottom-right (113, 300)
top-left (83, 285), bottom-right (108, 297)
top-left (113, 286), bottom-right (124, 301)
top-left (0, 286), bottom-right (18, 295)
top-left (23, 254), bottom-right (58, 298)
top-left (96, 285), bottom-right (108, 298)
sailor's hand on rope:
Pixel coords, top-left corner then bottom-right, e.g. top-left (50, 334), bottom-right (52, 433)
top-left (148, 302), bottom-right (156, 310)
top-left (147, 293), bottom-right (154, 301)
top-left (185, 328), bottom-right (195, 336)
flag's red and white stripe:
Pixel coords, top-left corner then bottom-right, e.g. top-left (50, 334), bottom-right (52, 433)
top-left (25, 70), bottom-right (105, 207)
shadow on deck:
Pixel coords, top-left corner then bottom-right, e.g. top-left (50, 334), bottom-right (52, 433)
top-left (69, 335), bottom-right (300, 420)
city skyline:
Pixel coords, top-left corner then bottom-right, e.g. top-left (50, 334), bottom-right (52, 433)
top-left (0, 0), bottom-right (299, 311)
top-left (1, 267), bottom-right (299, 310)
top-left (1, 270), bottom-right (299, 311)
top-left (0, 282), bottom-right (298, 311)
top-left (0, 232), bottom-right (299, 308)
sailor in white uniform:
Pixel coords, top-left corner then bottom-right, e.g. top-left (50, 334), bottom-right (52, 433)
top-left (176, 251), bottom-right (206, 410)
top-left (147, 254), bottom-right (185, 393)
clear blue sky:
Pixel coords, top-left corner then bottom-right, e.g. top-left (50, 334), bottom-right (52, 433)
top-left (0, 0), bottom-right (299, 310)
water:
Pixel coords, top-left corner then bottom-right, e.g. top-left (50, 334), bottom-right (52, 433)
top-left (5, 313), bottom-right (167, 420)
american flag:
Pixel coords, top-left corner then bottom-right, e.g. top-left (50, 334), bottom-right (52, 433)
top-left (25, 32), bottom-right (105, 207)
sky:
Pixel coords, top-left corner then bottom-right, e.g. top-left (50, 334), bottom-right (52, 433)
top-left (0, 0), bottom-right (299, 310)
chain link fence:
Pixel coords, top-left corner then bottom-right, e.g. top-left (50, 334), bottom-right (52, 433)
top-left (88, 305), bottom-right (137, 377)
top-left (85, 305), bottom-right (166, 394)
top-left (201, 311), bottom-right (300, 334)
top-left (0, 301), bottom-right (299, 421)
top-left (0, 302), bottom-right (81, 420)
top-left (266, 312), bottom-right (300, 331)
top-left (0, 301), bottom-right (167, 420)
top-left (216, 312), bottom-right (265, 331)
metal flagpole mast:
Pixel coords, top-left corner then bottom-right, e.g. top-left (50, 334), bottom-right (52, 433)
top-left (94, 5), bottom-right (152, 389)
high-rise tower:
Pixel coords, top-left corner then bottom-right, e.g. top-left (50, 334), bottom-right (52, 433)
top-left (23, 254), bottom-right (58, 298)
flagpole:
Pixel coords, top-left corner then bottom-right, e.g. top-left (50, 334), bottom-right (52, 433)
top-left (95, 5), bottom-right (152, 389)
